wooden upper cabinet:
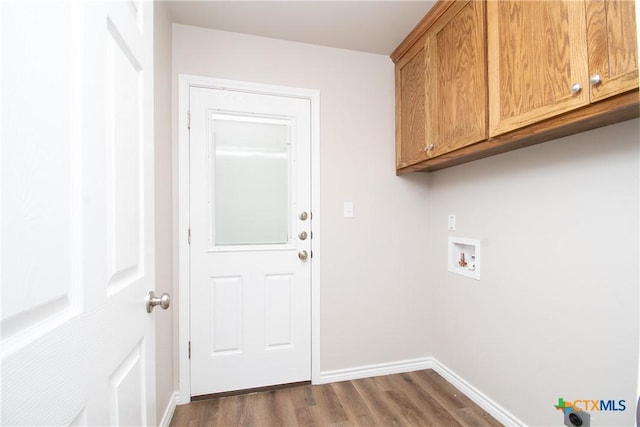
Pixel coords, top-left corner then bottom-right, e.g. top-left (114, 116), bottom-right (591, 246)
top-left (395, 35), bottom-right (427, 169)
top-left (425, 0), bottom-right (487, 158)
top-left (394, 1), bottom-right (486, 168)
top-left (488, 1), bottom-right (590, 137)
top-left (586, 0), bottom-right (639, 102)
top-left (393, 0), bottom-right (638, 173)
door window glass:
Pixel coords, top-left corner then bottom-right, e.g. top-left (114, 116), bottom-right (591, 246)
top-left (211, 116), bottom-right (291, 246)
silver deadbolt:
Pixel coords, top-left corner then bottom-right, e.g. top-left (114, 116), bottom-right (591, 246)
top-left (298, 250), bottom-right (308, 261)
top-left (146, 291), bottom-right (170, 313)
top-left (299, 211), bottom-right (308, 220)
top-left (298, 231), bottom-right (308, 240)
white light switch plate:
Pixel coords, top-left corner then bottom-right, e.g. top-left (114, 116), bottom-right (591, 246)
top-left (343, 202), bottom-right (354, 218)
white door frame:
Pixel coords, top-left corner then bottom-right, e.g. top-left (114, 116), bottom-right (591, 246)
top-left (176, 75), bottom-right (321, 403)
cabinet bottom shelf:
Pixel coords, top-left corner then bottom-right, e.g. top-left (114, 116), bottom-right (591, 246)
top-left (396, 90), bottom-right (639, 175)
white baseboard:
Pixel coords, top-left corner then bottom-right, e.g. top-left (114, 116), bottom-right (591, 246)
top-left (430, 359), bottom-right (526, 426)
top-left (158, 391), bottom-right (179, 427)
top-left (317, 357), bottom-right (436, 384)
top-left (318, 357), bottom-right (525, 426)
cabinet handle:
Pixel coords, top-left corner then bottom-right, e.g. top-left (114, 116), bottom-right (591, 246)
top-left (570, 83), bottom-right (582, 94)
top-left (590, 74), bottom-right (602, 85)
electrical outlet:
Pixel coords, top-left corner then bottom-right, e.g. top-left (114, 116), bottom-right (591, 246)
top-left (448, 214), bottom-right (456, 231)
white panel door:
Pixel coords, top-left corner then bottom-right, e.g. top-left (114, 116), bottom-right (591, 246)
top-left (1, 1), bottom-right (157, 425)
top-left (189, 86), bottom-right (312, 395)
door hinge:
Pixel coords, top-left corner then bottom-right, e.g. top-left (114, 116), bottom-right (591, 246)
top-left (188, 227), bottom-right (191, 245)
top-left (187, 111), bottom-right (191, 130)
top-left (188, 341), bottom-right (191, 359)
top-left (310, 250), bottom-right (313, 259)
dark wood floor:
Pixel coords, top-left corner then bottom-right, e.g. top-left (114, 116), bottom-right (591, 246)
top-left (169, 369), bottom-right (503, 426)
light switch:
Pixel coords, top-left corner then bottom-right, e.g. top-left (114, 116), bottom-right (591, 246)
top-left (448, 214), bottom-right (456, 231)
top-left (343, 202), bottom-right (354, 218)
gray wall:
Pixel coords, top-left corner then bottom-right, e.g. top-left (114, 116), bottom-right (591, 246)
top-left (429, 119), bottom-right (639, 426)
top-left (153, 2), bottom-right (175, 423)
top-left (171, 24), bottom-right (433, 373)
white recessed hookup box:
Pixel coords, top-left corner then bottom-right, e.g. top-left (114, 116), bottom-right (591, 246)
top-left (448, 237), bottom-right (481, 280)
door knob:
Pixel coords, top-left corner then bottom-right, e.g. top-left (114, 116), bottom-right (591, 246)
top-left (298, 250), bottom-right (308, 261)
top-left (146, 291), bottom-right (170, 313)
top-left (590, 74), bottom-right (602, 85)
top-left (299, 211), bottom-right (308, 220)
top-left (298, 231), bottom-right (308, 240)
top-left (570, 83), bottom-right (582, 94)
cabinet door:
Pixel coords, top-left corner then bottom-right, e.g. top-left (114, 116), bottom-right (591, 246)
top-left (586, 0), bottom-right (639, 102)
top-left (488, 1), bottom-right (589, 137)
top-left (425, 0), bottom-right (487, 157)
top-left (395, 36), bottom-right (427, 169)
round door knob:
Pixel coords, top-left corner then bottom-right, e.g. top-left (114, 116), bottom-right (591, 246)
top-left (590, 74), bottom-right (602, 85)
top-left (298, 231), bottom-right (308, 240)
top-left (298, 250), bottom-right (308, 261)
top-left (299, 211), bottom-right (308, 221)
top-left (428, 144), bottom-right (435, 151)
top-left (570, 83), bottom-right (582, 93)
top-left (146, 291), bottom-right (170, 313)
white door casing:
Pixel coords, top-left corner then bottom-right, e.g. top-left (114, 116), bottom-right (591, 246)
top-left (1, 1), bottom-right (156, 425)
top-left (177, 76), bottom-right (321, 402)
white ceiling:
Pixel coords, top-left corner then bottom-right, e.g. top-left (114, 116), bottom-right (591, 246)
top-left (162, 1), bottom-right (436, 55)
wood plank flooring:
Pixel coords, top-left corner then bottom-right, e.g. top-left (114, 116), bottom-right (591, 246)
top-left (169, 369), bottom-right (503, 426)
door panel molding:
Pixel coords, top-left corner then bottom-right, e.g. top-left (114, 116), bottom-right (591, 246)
top-left (1, 1), bottom-right (156, 424)
top-left (177, 75), bottom-right (321, 403)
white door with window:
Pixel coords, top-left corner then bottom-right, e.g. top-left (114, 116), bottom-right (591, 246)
top-left (1, 1), bottom-right (158, 424)
top-left (189, 85), bottom-right (312, 395)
